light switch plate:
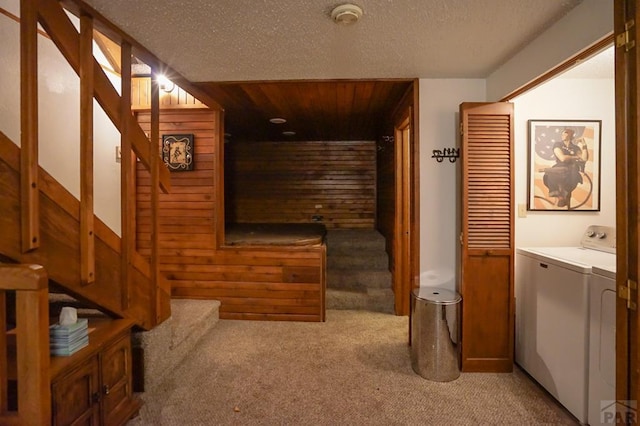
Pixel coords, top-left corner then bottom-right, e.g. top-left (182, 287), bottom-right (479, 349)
top-left (518, 204), bottom-right (527, 218)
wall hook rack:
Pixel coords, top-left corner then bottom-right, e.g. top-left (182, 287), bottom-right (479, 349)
top-left (432, 148), bottom-right (460, 163)
top-left (377, 135), bottom-right (395, 151)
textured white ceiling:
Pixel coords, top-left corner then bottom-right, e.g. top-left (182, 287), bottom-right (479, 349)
top-left (83, 0), bottom-right (583, 83)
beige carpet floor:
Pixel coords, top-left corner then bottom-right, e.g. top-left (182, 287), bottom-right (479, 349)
top-left (127, 310), bottom-right (578, 426)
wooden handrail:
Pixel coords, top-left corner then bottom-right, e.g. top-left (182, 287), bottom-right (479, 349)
top-left (0, 264), bottom-right (48, 291)
top-left (0, 264), bottom-right (51, 426)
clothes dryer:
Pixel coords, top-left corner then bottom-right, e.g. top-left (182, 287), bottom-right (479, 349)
top-left (588, 262), bottom-right (616, 426)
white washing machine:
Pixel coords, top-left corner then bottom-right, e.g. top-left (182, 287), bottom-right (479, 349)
top-left (515, 225), bottom-right (616, 425)
top-left (588, 261), bottom-right (616, 425)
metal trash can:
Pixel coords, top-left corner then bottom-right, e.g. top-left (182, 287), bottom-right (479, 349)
top-left (410, 287), bottom-right (461, 381)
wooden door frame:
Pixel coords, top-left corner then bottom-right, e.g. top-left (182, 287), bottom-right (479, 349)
top-left (394, 114), bottom-right (411, 315)
top-left (391, 80), bottom-right (420, 316)
top-left (614, 0), bottom-right (638, 413)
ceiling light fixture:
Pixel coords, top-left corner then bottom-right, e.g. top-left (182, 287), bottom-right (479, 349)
top-left (270, 117), bottom-right (287, 124)
top-left (331, 3), bottom-right (363, 25)
top-left (282, 131), bottom-right (296, 136)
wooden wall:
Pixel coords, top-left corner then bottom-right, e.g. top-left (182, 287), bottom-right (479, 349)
top-left (136, 109), bottom-right (219, 253)
top-left (131, 77), bottom-right (206, 110)
top-left (135, 110), bottom-right (325, 321)
top-left (170, 246), bottom-right (325, 321)
top-left (225, 140), bottom-right (376, 229)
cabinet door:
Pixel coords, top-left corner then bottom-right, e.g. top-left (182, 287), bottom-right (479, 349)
top-left (100, 334), bottom-right (134, 426)
top-left (52, 357), bottom-right (100, 426)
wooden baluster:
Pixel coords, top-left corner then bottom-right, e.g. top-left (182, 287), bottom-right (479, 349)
top-left (150, 71), bottom-right (160, 325)
top-left (121, 41), bottom-right (133, 310)
top-left (79, 13), bottom-right (95, 285)
top-left (20, 0), bottom-right (39, 252)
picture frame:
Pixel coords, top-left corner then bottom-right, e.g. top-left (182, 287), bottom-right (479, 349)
top-left (162, 134), bottom-right (194, 171)
top-left (527, 120), bottom-right (601, 211)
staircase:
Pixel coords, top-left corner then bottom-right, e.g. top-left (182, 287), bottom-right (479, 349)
top-left (49, 293), bottom-right (221, 394)
top-left (325, 229), bottom-right (394, 314)
top-left (132, 299), bottom-right (221, 393)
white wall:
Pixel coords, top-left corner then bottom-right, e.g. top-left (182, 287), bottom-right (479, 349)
top-left (512, 77), bottom-right (616, 247)
top-left (0, 0), bottom-right (20, 143)
top-left (0, 3), bottom-right (122, 235)
top-left (487, 0), bottom-right (613, 101)
top-left (418, 79), bottom-right (485, 291)
top-left (417, 74), bottom-right (615, 289)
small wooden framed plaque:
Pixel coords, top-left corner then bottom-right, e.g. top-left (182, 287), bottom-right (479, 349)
top-left (162, 134), bottom-right (194, 171)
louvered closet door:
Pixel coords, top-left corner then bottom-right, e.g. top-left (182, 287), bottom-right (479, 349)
top-left (459, 102), bottom-right (514, 372)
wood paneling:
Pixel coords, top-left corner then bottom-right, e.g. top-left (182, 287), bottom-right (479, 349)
top-left (171, 246), bottom-right (325, 322)
top-left (199, 80), bottom-right (412, 142)
top-left (135, 110), bottom-right (325, 321)
top-left (226, 140), bottom-right (376, 229)
top-left (131, 77), bottom-right (206, 110)
top-left (136, 109), bottom-right (217, 253)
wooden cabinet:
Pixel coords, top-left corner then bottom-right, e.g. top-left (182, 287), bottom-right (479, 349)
top-left (50, 319), bottom-right (141, 425)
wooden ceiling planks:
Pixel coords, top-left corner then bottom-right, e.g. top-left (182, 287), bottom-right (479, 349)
top-left (196, 80), bottom-right (412, 142)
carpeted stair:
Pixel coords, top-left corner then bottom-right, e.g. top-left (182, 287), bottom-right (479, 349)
top-left (326, 229), bottom-right (394, 313)
top-left (48, 292), bottom-right (222, 394)
top-left (132, 299), bottom-right (221, 393)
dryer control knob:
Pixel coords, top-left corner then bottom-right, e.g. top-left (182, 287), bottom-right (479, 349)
top-left (586, 230), bottom-right (595, 237)
top-left (596, 232), bottom-right (606, 239)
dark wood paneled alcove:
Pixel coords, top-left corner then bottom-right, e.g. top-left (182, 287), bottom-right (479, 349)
top-left (135, 109), bottom-right (326, 321)
top-left (225, 140), bottom-right (376, 229)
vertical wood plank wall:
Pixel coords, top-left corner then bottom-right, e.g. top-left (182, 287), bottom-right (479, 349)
top-left (131, 77), bottom-right (205, 110)
top-left (135, 110), bottom-right (325, 321)
top-left (225, 141), bottom-right (376, 229)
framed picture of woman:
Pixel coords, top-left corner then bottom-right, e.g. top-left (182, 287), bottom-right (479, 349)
top-left (527, 120), bottom-right (601, 211)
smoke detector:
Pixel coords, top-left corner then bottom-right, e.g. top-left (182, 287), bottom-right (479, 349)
top-left (331, 4), bottom-right (363, 25)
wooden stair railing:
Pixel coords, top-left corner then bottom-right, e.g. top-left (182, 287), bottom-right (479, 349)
top-left (0, 264), bottom-right (50, 426)
top-left (9, 0), bottom-right (176, 328)
top-left (4, 0), bottom-right (222, 332)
